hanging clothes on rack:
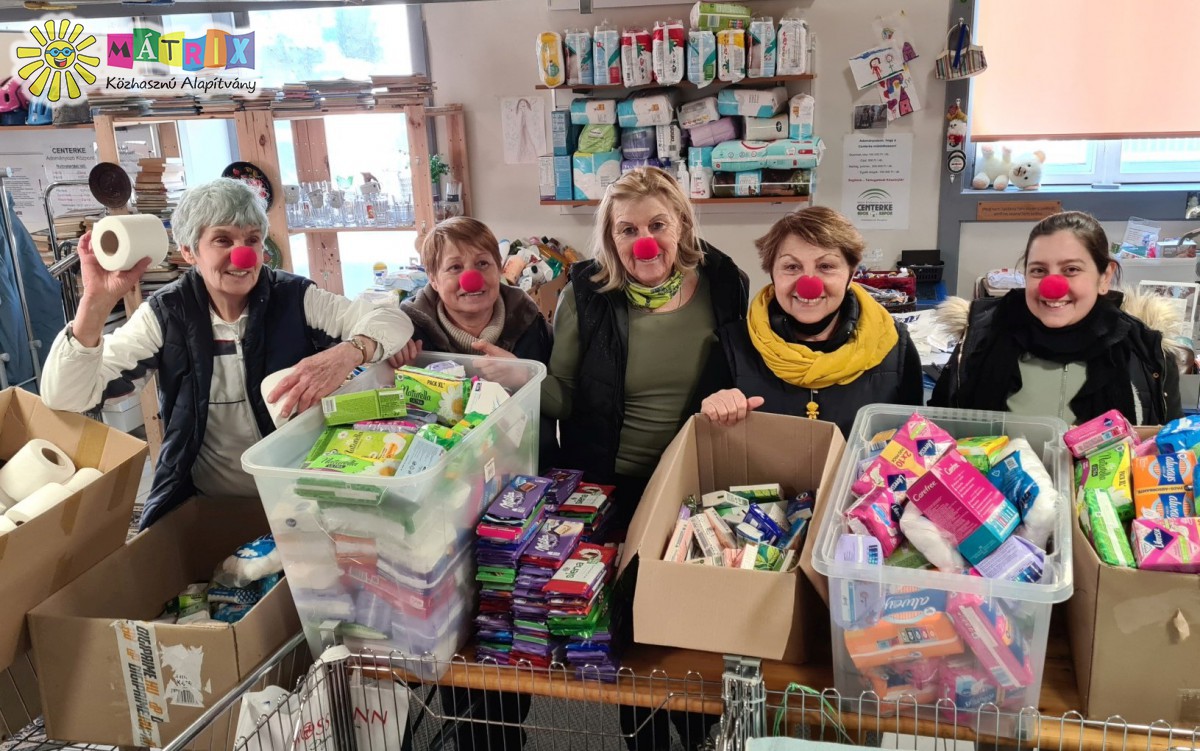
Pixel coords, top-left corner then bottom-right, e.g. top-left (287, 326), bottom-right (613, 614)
top-left (0, 192), bottom-right (65, 391)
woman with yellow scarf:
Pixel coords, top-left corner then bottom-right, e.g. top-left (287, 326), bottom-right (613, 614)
top-left (702, 206), bottom-right (923, 435)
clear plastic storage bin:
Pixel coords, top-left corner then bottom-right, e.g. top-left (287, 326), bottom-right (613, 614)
top-left (242, 354), bottom-right (546, 676)
top-left (812, 405), bottom-right (1073, 736)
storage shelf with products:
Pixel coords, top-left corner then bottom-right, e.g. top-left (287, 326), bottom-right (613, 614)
top-left (535, 73), bottom-right (816, 94)
top-left (540, 196), bottom-right (813, 207)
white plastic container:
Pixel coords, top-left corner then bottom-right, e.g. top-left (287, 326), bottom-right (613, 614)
top-left (812, 405), bottom-right (1073, 736)
top-left (242, 353), bottom-right (546, 674)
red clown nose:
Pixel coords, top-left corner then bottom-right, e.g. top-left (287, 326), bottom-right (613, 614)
top-left (458, 269), bottom-right (485, 294)
top-left (794, 275), bottom-right (824, 300)
top-left (632, 237), bottom-right (660, 260)
top-left (230, 246), bottom-right (258, 270)
top-left (1039, 274), bottom-right (1069, 300)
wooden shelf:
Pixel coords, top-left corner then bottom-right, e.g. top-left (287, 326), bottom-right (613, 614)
top-left (536, 73), bottom-right (815, 93)
top-left (288, 225), bottom-right (417, 234)
top-left (0, 123), bottom-right (96, 131)
top-left (541, 196), bottom-right (812, 207)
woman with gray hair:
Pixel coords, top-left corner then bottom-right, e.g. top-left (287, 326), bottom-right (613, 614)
top-left (41, 178), bottom-right (414, 528)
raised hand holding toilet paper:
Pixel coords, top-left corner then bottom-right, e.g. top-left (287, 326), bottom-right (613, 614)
top-left (91, 215), bottom-right (169, 272)
top-left (0, 439), bottom-right (75, 503)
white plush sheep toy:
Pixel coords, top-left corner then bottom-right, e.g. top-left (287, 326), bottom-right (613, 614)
top-left (971, 145), bottom-right (1012, 191)
top-left (1009, 151), bottom-right (1047, 191)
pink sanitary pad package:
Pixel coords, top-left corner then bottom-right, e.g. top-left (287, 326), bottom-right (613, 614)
top-left (845, 486), bottom-right (904, 557)
top-left (1064, 409), bottom-right (1134, 459)
top-left (1131, 517), bottom-right (1200, 573)
top-left (907, 449), bottom-right (1020, 566)
top-left (946, 592), bottom-right (1035, 691)
top-left (851, 413), bottom-right (955, 497)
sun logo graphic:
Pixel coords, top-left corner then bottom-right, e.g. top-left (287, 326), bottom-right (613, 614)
top-left (15, 19), bottom-right (101, 103)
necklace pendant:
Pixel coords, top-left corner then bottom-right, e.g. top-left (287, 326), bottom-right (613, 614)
top-left (806, 400), bottom-right (819, 420)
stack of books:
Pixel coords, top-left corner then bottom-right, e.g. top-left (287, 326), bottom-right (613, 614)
top-left (371, 75), bottom-right (435, 108)
top-left (145, 95), bottom-right (198, 117)
top-left (133, 157), bottom-right (186, 219)
top-left (308, 79), bottom-right (375, 111)
top-left (272, 83), bottom-right (319, 112)
top-left (88, 94), bottom-right (151, 118)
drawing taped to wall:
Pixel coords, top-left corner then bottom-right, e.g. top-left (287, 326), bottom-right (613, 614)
top-left (501, 97), bottom-right (548, 165)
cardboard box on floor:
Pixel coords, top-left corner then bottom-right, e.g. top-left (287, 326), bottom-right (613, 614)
top-left (0, 387), bottom-right (147, 672)
top-left (29, 497), bottom-right (301, 749)
top-left (619, 412), bottom-right (845, 663)
top-left (1067, 426), bottom-right (1200, 725)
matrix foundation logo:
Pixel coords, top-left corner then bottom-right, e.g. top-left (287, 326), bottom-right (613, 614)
top-left (856, 188), bottom-right (894, 220)
top-left (12, 16), bottom-right (259, 105)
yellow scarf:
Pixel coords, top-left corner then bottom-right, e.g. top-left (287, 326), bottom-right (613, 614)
top-left (747, 283), bottom-right (899, 389)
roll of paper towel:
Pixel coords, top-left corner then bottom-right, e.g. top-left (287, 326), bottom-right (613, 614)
top-left (5, 483), bottom-right (73, 525)
top-left (0, 439), bottom-right (76, 503)
top-left (92, 215), bottom-right (169, 272)
top-left (64, 467), bottom-right (104, 494)
top-left (262, 367), bottom-right (297, 427)
top-left (0, 515), bottom-right (15, 534)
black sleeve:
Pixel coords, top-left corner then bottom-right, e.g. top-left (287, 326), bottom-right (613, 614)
top-left (928, 343), bottom-right (962, 408)
top-left (898, 336), bottom-right (926, 406)
top-left (1163, 352), bottom-right (1184, 421)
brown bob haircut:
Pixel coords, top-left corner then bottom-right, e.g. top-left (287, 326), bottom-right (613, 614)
top-left (421, 216), bottom-right (502, 275)
top-left (754, 206), bottom-right (866, 275)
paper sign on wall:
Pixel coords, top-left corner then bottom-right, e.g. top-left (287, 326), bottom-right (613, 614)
top-left (841, 134), bottom-right (913, 230)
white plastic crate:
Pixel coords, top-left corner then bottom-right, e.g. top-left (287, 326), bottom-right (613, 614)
top-left (241, 353), bottom-right (546, 673)
top-left (811, 405), bottom-right (1073, 736)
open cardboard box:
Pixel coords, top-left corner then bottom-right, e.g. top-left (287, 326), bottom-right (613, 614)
top-left (0, 387), bottom-right (147, 672)
top-left (29, 498), bottom-right (301, 749)
top-left (619, 412), bottom-right (845, 663)
top-left (1067, 426), bottom-right (1200, 725)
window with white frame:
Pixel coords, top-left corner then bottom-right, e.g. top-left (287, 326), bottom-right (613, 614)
top-left (973, 139), bottom-right (1200, 187)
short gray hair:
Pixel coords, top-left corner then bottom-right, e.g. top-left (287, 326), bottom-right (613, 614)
top-left (171, 178), bottom-right (269, 251)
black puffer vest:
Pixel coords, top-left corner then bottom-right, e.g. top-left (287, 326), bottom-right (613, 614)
top-left (140, 268), bottom-right (338, 529)
top-left (557, 243), bottom-right (749, 481)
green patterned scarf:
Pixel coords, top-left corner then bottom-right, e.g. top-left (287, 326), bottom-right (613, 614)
top-left (625, 270), bottom-right (685, 311)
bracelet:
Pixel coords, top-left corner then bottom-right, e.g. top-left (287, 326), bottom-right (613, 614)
top-left (345, 337), bottom-right (369, 365)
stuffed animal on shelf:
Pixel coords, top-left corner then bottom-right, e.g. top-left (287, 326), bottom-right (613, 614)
top-left (971, 145), bottom-right (1012, 191)
top-left (1009, 151), bottom-right (1047, 191)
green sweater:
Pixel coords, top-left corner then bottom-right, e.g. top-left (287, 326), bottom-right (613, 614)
top-left (543, 277), bottom-right (717, 477)
top-left (1006, 354), bottom-right (1087, 424)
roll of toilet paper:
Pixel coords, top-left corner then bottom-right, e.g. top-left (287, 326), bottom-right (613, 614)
top-left (0, 439), bottom-right (76, 503)
top-left (0, 515), bottom-right (15, 534)
top-left (262, 367), bottom-right (297, 427)
top-left (0, 486), bottom-right (13, 514)
top-left (64, 467), bottom-right (104, 494)
top-left (5, 483), bottom-right (73, 525)
top-left (92, 215), bottom-right (170, 272)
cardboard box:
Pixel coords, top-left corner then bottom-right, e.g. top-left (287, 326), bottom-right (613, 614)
top-left (0, 388), bottom-right (147, 672)
top-left (553, 155), bottom-right (574, 201)
top-left (1068, 425), bottom-right (1200, 724)
top-left (619, 412), bottom-right (845, 662)
top-left (550, 109), bottom-right (581, 156)
top-left (29, 498), bottom-right (301, 749)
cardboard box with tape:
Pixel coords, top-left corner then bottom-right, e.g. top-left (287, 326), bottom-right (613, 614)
top-left (0, 387), bottom-right (147, 672)
top-left (29, 498), bottom-right (301, 749)
top-left (619, 412), bottom-right (845, 663)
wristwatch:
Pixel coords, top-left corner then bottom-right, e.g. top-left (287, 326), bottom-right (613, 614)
top-left (345, 337), bottom-right (369, 365)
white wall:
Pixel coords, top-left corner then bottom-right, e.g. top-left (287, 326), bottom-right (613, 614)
top-left (424, 0), bottom-right (951, 293)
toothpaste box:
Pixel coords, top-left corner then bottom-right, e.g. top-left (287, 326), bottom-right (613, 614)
top-left (908, 449), bottom-right (1020, 565)
top-left (1131, 517), bottom-right (1200, 573)
top-left (1132, 451), bottom-right (1197, 519)
top-left (1064, 409), bottom-right (1134, 459)
top-left (843, 588), bottom-right (964, 669)
top-left (550, 109), bottom-right (582, 156)
top-left (321, 388), bottom-right (408, 426)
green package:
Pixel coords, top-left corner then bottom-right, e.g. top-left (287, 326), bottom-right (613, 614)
top-left (394, 366), bottom-right (467, 425)
top-left (956, 436), bottom-right (1010, 472)
top-left (1085, 489), bottom-right (1136, 568)
top-left (305, 427), bottom-right (412, 465)
top-left (691, 2), bottom-right (752, 31)
top-left (1076, 442), bottom-right (1134, 524)
top-left (477, 566), bottom-right (516, 584)
top-left (886, 541), bottom-right (932, 570)
top-left (577, 124), bottom-right (618, 153)
top-left (294, 477), bottom-right (385, 505)
top-left (304, 453), bottom-right (394, 476)
top-left (321, 389), bottom-right (407, 426)
top-left (753, 543), bottom-right (784, 571)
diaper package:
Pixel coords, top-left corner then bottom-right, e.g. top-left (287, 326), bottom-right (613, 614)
top-left (831, 533), bottom-right (884, 629)
top-left (572, 151), bottom-right (622, 200)
top-left (569, 98), bottom-right (617, 126)
top-left (946, 593), bottom-right (1034, 690)
top-left (743, 114), bottom-right (789, 141)
top-left (761, 138), bottom-right (825, 170)
top-left (788, 93), bottom-right (815, 140)
top-left (851, 412), bottom-right (955, 497)
top-left (1131, 517), bottom-right (1200, 573)
top-left (844, 588), bottom-right (964, 669)
top-left (618, 126), bottom-right (656, 159)
top-left (687, 29), bottom-right (718, 88)
top-left (898, 502), bottom-right (966, 572)
top-left (1085, 489), bottom-right (1136, 568)
top-left (577, 124), bottom-right (619, 154)
top-left (688, 117), bottom-right (740, 148)
top-left (620, 27), bottom-right (653, 87)
top-left (908, 449), bottom-right (1020, 565)
top-left (1064, 409), bottom-right (1134, 459)
top-left (593, 23), bottom-right (621, 86)
top-left (651, 19), bottom-right (686, 85)
top-left (747, 17), bottom-right (776, 78)
top-left (716, 86), bottom-right (788, 118)
top-left (710, 138), bottom-right (825, 172)
top-left (987, 438), bottom-right (1060, 549)
top-left (564, 29), bottom-right (593, 86)
top-left (656, 123), bottom-right (683, 161)
top-left (1132, 450), bottom-right (1197, 518)
top-left (679, 96), bottom-right (721, 130)
top-left (845, 486), bottom-right (903, 557)
top-left (536, 31), bottom-right (565, 88)
top-left (957, 436), bottom-right (1009, 472)
top-left (620, 158), bottom-right (670, 174)
top-left (776, 14), bottom-right (809, 75)
top-left (617, 93), bottom-right (677, 128)
top-left (716, 28), bottom-right (746, 83)
top-left (1156, 415), bottom-right (1200, 454)
top-left (1075, 441), bottom-right (1134, 524)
